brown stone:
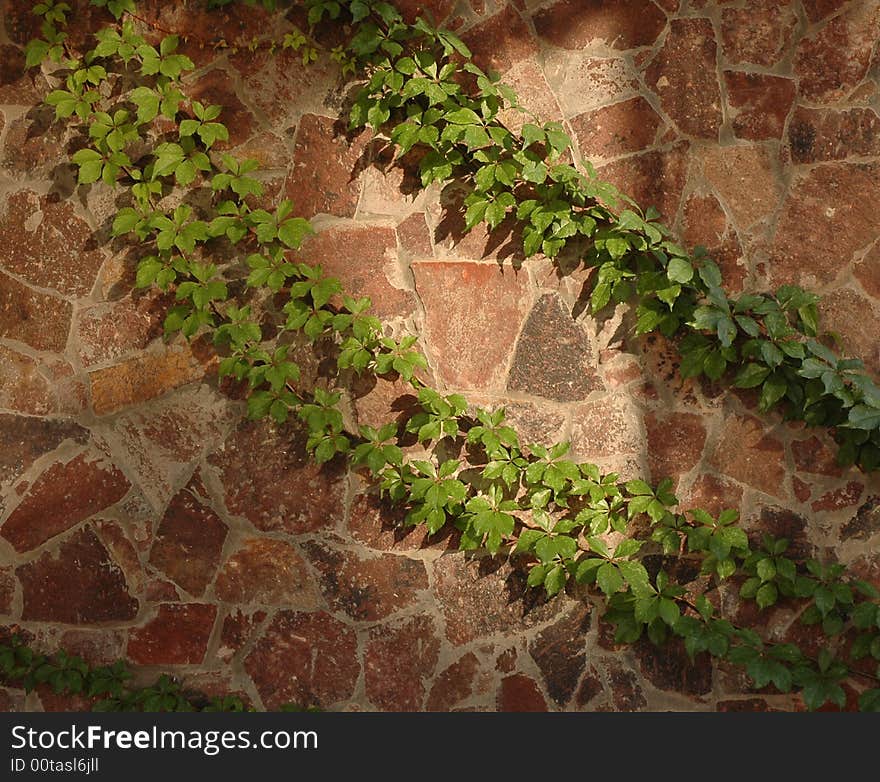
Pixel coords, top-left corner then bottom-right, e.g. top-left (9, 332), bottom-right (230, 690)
top-left (682, 473), bottom-right (744, 517)
top-left (0, 568), bottom-right (13, 615)
top-left (793, 476), bottom-right (812, 503)
top-left (645, 19), bottom-right (722, 139)
top-left (717, 697), bottom-right (773, 712)
top-left (532, 0), bottom-right (666, 51)
top-left (576, 666), bottom-right (605, 707)
top-left (126, 603), bottom-right (217, 665)
top-left (0, 272), bottom-right (71, 352)
top-left (397, 212), bottom-right (434, 260)
top-left (637, 637), bottom-right (713, 696)
top-left (769, 163), bottom-right (880, 287)
top-left (597, 142), bottom-right (689, 223)
top-left (570, 97), bottom-right (661, 160)
top-left (792, 435), bottom-right (844, 477)
top-left (707, 414), bottom-right (785, 497)
top-left (215, 537), bottom-right (319, 607)
top-left (299, 223), bottom-right (415, 320)
top-left (681, 192), bottom-right (747, 292)
top-left (811, 481), bottom-right (864, 512)
top-left (426, 652), bottom-right (479, 711)
top-left (346, 490), bottom-right (437, 552)
top-left (58, 629), bottom-right (125, 666)
top-left (413, 261), bottom-right (532, 391)
top-left (529, 605), bottom-right (591, 706)
top-left (819, 288), bottom-right (880, 375)
top-left (701, 144), bottom-right (783, 230)
top-left (749, 506), bottom-right (812, 559)
top-left (605, 660), bottom-right (647, 710)
top-left (76, 293), bottom-right (169, 367)
top-left (463, 6), bottom-right (538, 75)
top-left (432, 554), bottom-right (562, 646)
top-left (17, 527), bottom-right (138, 623)
top-left (365, 616), bottom-right (440, 711)
top-left (543, 54), bottom-right (639, 118)
top-left (801, 0), bottom-right (850, 22)
top-left (88, 345), bottom-right (212, 415)
top-left (217, 609), bottom-right (266, 663)
top-left (148, 484), bottom-right (228, 597)
top-left (498, 674), bottom-right (548, 712)
top-left (496, 58), bottom-right (565, 134)
top-left (0, 113), bottom-right (66, 177)
top-left (351, 374), bottom-right (421, 432)
top-left (497, 401), bottom-right (569, 448)
top-left (209, 419), bottom-right (347, 534)
top-left (0, 43), bottom-right (45, 104)
top-left (0, 191), bottom-right (105, 297)
top-left (645, 410), bottom-right (707, 484)
top-left (304, 541), bottom-right (428, 621)
top-left (724, 71), bottom-right (795, 141)
top-left (2, 450), bottom-right (130, 552)
top-left (841, 496), bottom-right (880, 541)
top-left (794, 3), bottom-right (880, 103)
top-left (571, 393), bottom-right (644, 460)
top-left (855, 244), bottom-right (880, 300)
top-left (188, 69), bottom-right (253, 148)
top-left (507, 293), bottom-right (601, 402)
top-left (0, 414), bottom-right (87, 487)
top-left (244, 610), bottom-right (359, 709)
top-left (284, 114), bottom-right (367, 219)
top-left (788, 106), bottom-right (880, 164)
top-left (720, 0), bottom-right (797, 67)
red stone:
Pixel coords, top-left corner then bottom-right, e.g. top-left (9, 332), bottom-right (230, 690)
top-left (17, 527), bottom-right (138, 623)
top-left (127, 603), bottom-right (217, 665)
top-left (637, 637), bottom-right (713, 696)
top-left (724, 71), bottom-right (795, 141)
top-left (0, 191), bottom-right (105, 297)
top-left (801, 0), bottom-right (849, 22)
top-left (749, 506), bottom-right (813, 560)
top-left (855, 244), bottom-right (880, 300)
top-left (720, 0), bottom-right (797, 67)
top-left (412, 261), bottom-right (531, 391)
top-left (304, 541), bottom-right (428, 621)
top-left (571, 393), bottom-right (644, 460)
top-left (0, 568), bottom-right (13, 614)
top-left (645, 19), bottom-right (723, 139)
top-left (791, 435), bottom-right (844, 477)
top-left (645, 410), bottom-right (707, 485)
top-left (529, 605), bottom-right (591, 706)
top-left (818, 287), bottom-right (880, 376)
top-left (432, 554), bottom-right (562, 646)
top-left (707, 414), bottom-right (786, 497)
top-left (217, 609), bottom-right (266, 663)
top-left (215, 537), bottom-right (319, 607)
top-left (841, 496), bottom-right (880, 541)
top-left (209, 419), bottom-right (347, 534)
top-left (76, 293), bottom-right (169, 367)
top-left (811, 481), bottom-right (864, 512)
top-left (793, 476), bottom-right (812, 503)
top-left (0, 114), bottom-right (66, 177)
top-left (346, 489), bottom-right (438, 552)
top-left (299, 223), bottom-right (416, 320)
top-left (575, 667), bottom-right (604, 706)
top-left (0, 43), bottom-right (45, 104)
top-left (0, 271), bottom-right (71, 352)
top-left (717, 697), bottom-right (773, 712)
top-left (571, 97), bottom-right (662, 161)
top-left (351, 374), bottom-right (421, 433)
top-left (532, 0), bottom-right (666, 51)
top-left (426, 652), bottom-right (479, 711)
top-left (700, 144), bottom-right (782, 230)
top-left (462, 6), bottom-right (538, 75)
top-left (2, 450), bottom-right (131, 552)
top-left (397, 212), bottom-right (434, 260)
top-left (498, 674), bottom-right (548, 712)
top-left (605, 661), bottom-right (647, 710)
top-left (788, 106), bottom-right (880, 164)
top-left (148, 484), bottom-right (228, 597)
top-left (0, 414), bottom-right (86, 486)
top-left (768, 163), bottom-right (880, 287)
top-left (284, 114), bottom-right (368, 219)
top-left (682, 473), bottom-right (744, 517)
top-left (681, 192), bottom-right (747, 292)
top-left (365, 616), bottom-right (440, 711)
top-left (59, 629), bottom-right (125, 666)
top-left (794, 3), bottom-right (880, 103)
top-left (244, 610), bottom-right (359, 709)
top-left (188, 69), bottom-right (254, 148)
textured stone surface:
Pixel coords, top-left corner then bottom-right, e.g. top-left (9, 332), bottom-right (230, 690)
top-left (529, 605), bottom-right (591, 705)
top-left (126, 604), bottom-right (217, 665)
top-left (645, 410), bottom-right (707, 484)
top-left (707, 414), bottom-right (786, 497)
top-left (498, 674), bottom-right (548, 712)
top-left (0, 414), bottom-right (87, 486)
top-left (788, 106), bottom-right (880, 164)
top-left (0, 272), bottom-right (72, 352)
top-left (701, 145), bottom-right (782, 230)
top-left (724, 72), bottom-right (795, 141)
top-left (720, 0), bottom-right (797, 67)
top-left (426, 652), bottom-right (479, 711)
top-left (532, 0), bottom-right (666, 51)
top-left (570, 97), bottom-right (662, 160)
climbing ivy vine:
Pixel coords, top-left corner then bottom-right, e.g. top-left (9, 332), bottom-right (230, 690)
top-left (12, 0), bottom-right (880, 712)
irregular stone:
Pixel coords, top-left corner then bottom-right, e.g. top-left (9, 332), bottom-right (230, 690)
top-left (426, 652), bottom-right (479, 711)
top-left (575, 667), bottom-right (604, 707)
top-left (0, 414), bottom-right (87, 487)
top-left (532, 0), bottom-right (666, 51)
top-left (0, 43), bottom-right (45, 104)
top-left (605, 660), bottom-right (647, 710)
top-left (365, 615), bottom-right (440, 711)
top-left (346, 489), bottom-right (437, 552)
top-left (2, 450), bottom-right (130, 552)
top-left (148, 484), bottom-right (228, 597)
top-left (432, 554), bottom-right (562, 646)
top-left (58, 629), bottom-right (125, 666)
top-left (413, 261), bottom-right (532, 391)
top-left (793, 476), bottom-right (812, 503)
top-left (88, 345), bottom-right (212, 415)
top-left (637, 637), bottom-right (713, 695)
top-left (463, 6), bottom-right (538, 74)
top-left (811, 481), bottom-right (864, 512)
top-left (645, 410), bottom-right (707, 484)
top-left (496, 58), bottom-right (564, 134)
top-left (507, 293), bottom-right (601, 402)
top-left (701, 144), bottom-right (783, 230)
top-left (645, 19), bottom-right (722, 139)
top-left (498, 674), bottom-right (548, 712)
top-left (542, 53), bottom-right (639, 117)
top-left (0, 568), bottom-right (14, 614)
top-left (681, 192), bottom-right (747, 292)
top-left (717, 697), bottom-right (773, 712)
top-left (17, 527), bottom-right (138, 623)
top-left (792, 435), bottom-right (844, 477)
top-left (95, 520), bottom-right (145, 597)
top-left (299, 223), bottom-right (415, 320)
top-left (304, 541), bottom-right (428, 621)
top-left (855, 244), bottom-right (880, 300)
top-left (244, 610), bottom-right (359, 709)
top-left (393, 0), bottom-right (455, 23)
top-left (0, 191), bottom-right (105, 297)
top-left (706, 414), bottom-right (785, 497)
top-left (788, 106), bottom-right (880, 164)
top-left (571, 393), bottom-right (644, 460)
top-left (570, 97), bottom-right (662, 161)
top-left (720, 0), bottom-right (797, 67)
top-left (215, 537), bottom-right (319, 607)
top-left (0, 272), bottom-right (72, 352)
top-left (397, 212), bottom-right (434, 260)
top-left (126, 604), bottom-right (217, 665)
top-left (801, 0), bottom-right (850, 22)
top-left (841, 496), bottom-right (880, 541)
top-left (724, 71), bottom-right (795, 141)
top-left (188, 68), bottom-right (253, 148)
top-left (209, 419), bottom-right (347, 534)
top-left (76, 293), bottom-right (169, 367)
top-left (818, 288), bottom-right (880, 375)
top-left (597, 142), bottom-right (689, 223)
top-left (0, 113), bottom-right (66, 177)
top-left (217, 609), bottom-right (266, 663)
top-left (529, 605), bottom-right (591, 706)
top-left (794, 3), bottom-right (880, 103)
top-left (749, 506), bottom-right (812, 559)
top-left (351, 374), bottom-right (421, 432)
top-left (682, 473), bottom-right (744, 517)
top-left (284, 114), bottom-right (367, 219)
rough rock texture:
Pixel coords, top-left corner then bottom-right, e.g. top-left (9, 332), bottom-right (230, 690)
top-left (0, 0), bottom-right (876, 714)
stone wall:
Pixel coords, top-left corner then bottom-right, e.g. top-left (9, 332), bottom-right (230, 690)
top-left (0, 0), bottom-right (878, 711)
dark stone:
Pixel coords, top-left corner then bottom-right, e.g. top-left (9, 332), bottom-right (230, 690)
top-left (636, 637), bottom-right (713, 696)
top-left (841, 496), bottom-right (880, 541)
top-left (529, 605), bottom-right (591, 705)
top-left (0, 414), bottom-right (87, 486)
